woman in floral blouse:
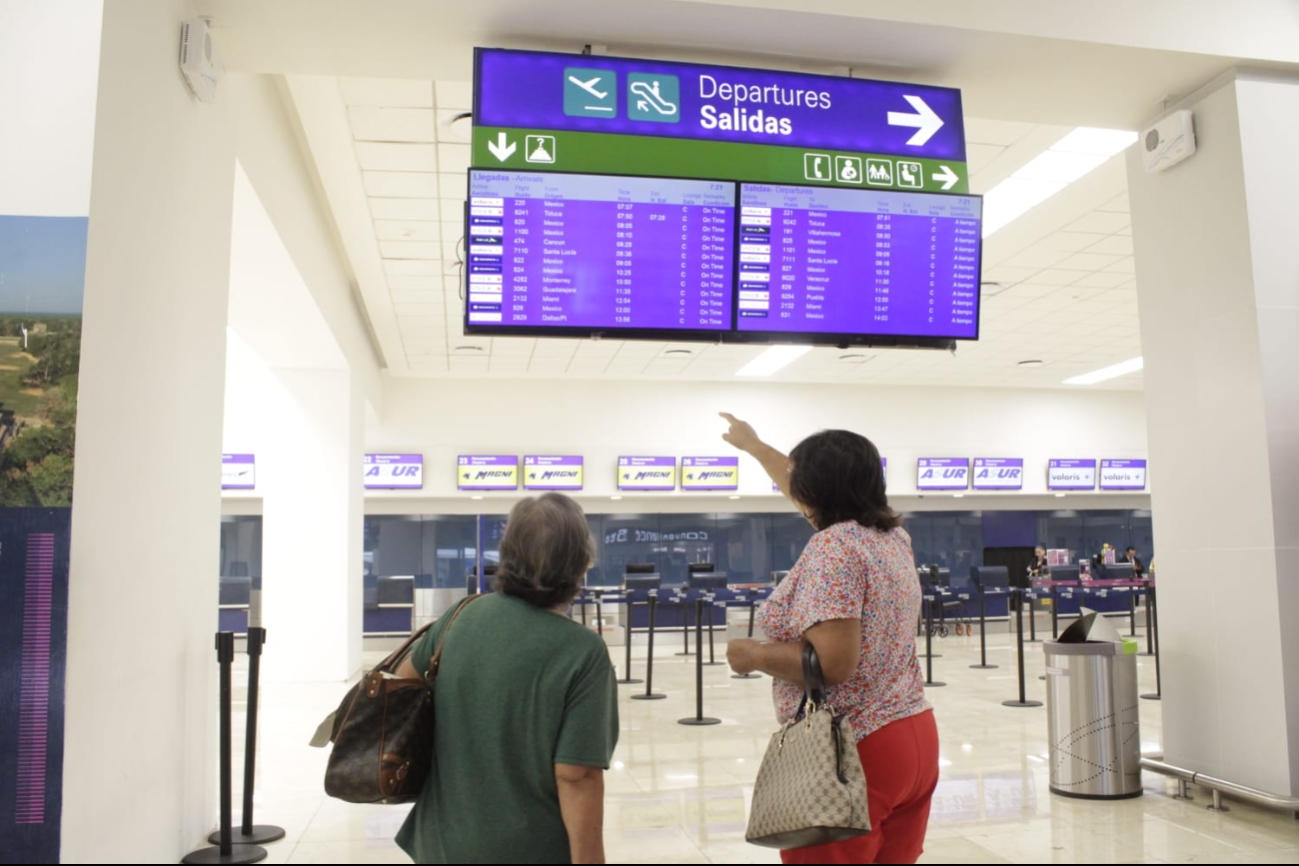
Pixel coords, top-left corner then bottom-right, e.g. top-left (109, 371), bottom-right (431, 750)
top-left (723, 413), bottom-right (938, 865)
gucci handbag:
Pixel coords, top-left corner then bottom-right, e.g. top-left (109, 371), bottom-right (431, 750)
top-left (313, 595), bottom-right (479, 804)
top-left (745, 644), bottom-right (871, 849)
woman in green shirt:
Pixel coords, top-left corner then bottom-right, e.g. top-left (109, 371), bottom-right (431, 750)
top-left (394, 493), bottom-right (619, 864)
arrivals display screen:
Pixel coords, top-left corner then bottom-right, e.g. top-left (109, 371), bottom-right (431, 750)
top-left (466, 170), bottom-right (736, 336)
top-left (737, 183), bottom-right (981, 340)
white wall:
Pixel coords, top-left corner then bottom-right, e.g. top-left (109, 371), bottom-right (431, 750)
top-left (347, 376), bottom-right (1150, 511)
top-left (65, 1), bottom-right (234, 861)
top-left (0, 1), bottom-right (102, 216)
top-left (1127, 70), bottom-right (1299, 795)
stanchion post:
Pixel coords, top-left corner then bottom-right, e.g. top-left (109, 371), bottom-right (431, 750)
top-left (703, 596), bottom-right (725, 666)
top-left (618, 594), bottom-right (643, 686)
top-left (1142, 585), bottom-right (1155, 656)
top-left (732, 594), bottom-right (762, 680)
top-left (631, 593), bottom-right (665, 700)
top-left (1026, 589), bottom-right (1040, 642)
top-left (747, 601), bottom-right (756, 638)
top-left (1129, 590), bottom-right (1137, 637)
top-left (676, 590), bottom-right (693, 656)
top-left (970, 588), bottom-right (998, 670)
top-left (1142, 585), bottom-right (1162, 701)
top-left (924, 594), bottom-right (946, 687)
top-left (679, 598), bottom-right (721, 726)
top-left (184, 633), bottom-right (267, 864)
top-left (1051, 589), bottom-right (1060, 640)
top-left (1002, 590), bottom-right (1042, 709)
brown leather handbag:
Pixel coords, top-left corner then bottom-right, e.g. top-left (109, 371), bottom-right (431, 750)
top-left (318, 595), bottom-right (479, 804)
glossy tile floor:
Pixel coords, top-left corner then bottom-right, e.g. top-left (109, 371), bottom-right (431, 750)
top-left (229, 611), bottom-right (1299, 864)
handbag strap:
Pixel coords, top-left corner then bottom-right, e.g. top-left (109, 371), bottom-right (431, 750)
top-left (796, 643), bottom-right (828, 717)
top-left (423, 594), bottom-right (482, 683)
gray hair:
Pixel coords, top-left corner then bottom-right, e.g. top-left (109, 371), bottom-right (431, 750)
top-left (492, 493), bottom-right (595, 608)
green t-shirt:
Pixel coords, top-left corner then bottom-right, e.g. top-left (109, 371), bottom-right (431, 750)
top-left (395, 593), bottom-right (619, 864)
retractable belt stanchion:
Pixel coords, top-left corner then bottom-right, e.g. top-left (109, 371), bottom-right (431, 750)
top-left (631, 592), bottom-right (666, 701)
top-left (617, 593), bottom-right (642, 685)
top-left (1051, 589), bottom-right (1060, 640)
top-left (970, 588), bottom-right (998, 670)
top-left (185, 633), bottom-right (267, 865)
top-left (1026, 588), bottom-right (1040, 643)
top-left (579, 594), bottom-right (588, 627)
top-left (1141, 585), bottom-right (1162, 701)
top-left (207, 628), bottom-right (284, 847)
top-left (1002, 590), bottom-right (1042, 709)
top-left (732, 593), bottom-right (762, 680)
top-left (675, 589), bottom-right (693, 656)
top-left (1129, 590), bottom-right (1138, 637)
top-left (923, 593), bottom-right (946, 688)
top-left (1142, 585), bottom-right (1155, 656)
top-left (703, 595), bottom-right (725, 666)
top-left (679, 598), bottom-right (722, 726)
top-left (594, 590), bottom-right (604, 642)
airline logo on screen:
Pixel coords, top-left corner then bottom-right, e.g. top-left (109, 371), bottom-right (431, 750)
top-left (972, 458), bottom-right (1023, 490)
top-left (618, 457), bottom-right (677, 491)
top-left (221, 453), bottom-right (255, 490)
top-left (1048, 459), bottom-right (1097, 491)
top-left (917, 458), bottom-right (969, 490)
top-left (681, 457), bottom-right (739, 490)
top-left (364, 454), bottom-right (424, 489)
top-left (524, 456), bottom-right (585, 490)
top-left (458, 455), bottom-right (520, 490)
top-left (1100, 459), bottom-right (1147, 491)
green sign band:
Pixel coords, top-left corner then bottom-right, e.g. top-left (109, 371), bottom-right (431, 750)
top-left (472, 126), bottom-right (969, 195)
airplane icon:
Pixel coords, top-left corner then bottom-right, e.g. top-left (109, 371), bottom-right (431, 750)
top-left (568, 75), bottom-right (607, 100)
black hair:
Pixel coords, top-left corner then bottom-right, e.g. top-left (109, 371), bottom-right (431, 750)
top-left (788, 429), bottom-right (900, 533)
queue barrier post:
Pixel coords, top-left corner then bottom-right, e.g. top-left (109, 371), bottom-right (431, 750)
top-left (679, 598), bottom-right (722, 726)
top-left (731, 594), bottom-right (762, 680)
top-left (703, 595), bottom-right (726, 666)
top-left (617, 592), bottom-right (642, 686)
top-left (1141, 585), bottom-right (1162, 701)
top-left (631, 592), bottom-right (666, 701)
top-left (1142, 585), bottom-right (1155, 656)
top-left (184, 633), bottom-right (268, 865)
top-left (675, 589), bottom-right (693, 657)
top-left (923, 594), bottom-right (946, 688)
top-left (1002, 590), bottom-right (1042, 709)
top-left (970, 588), bottom-right (998, 670)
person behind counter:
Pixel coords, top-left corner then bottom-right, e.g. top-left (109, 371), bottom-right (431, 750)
top-left (1121, 546), bottom-right (1146, 578)
top-left (1027, 545), bottom-right (1050, 578)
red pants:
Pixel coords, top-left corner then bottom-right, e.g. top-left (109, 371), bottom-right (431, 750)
top-left (781, 710), bottom-right (939, 865)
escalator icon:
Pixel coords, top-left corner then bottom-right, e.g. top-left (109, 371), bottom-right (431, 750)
top-left (627, 74), bottom-right (680, 123)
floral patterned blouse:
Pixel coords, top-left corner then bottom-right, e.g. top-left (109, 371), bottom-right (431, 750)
top-left (759, 521), bottom-right (930, 741)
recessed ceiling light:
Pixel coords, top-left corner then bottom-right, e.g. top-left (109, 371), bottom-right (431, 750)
top-left (729, 495), bottom-right (741, 500)
top-left (1055, 493), bottom-right (1067, 498)
top-left (1018, 360), bottom-right (1045, 368)
top-left (838, 353), bottom-right (870, 363)
top-left (471, 495), bottom-right (483, 500)
top-left (663, 349), bottom-right (693, 356)
top-left (980, 281), bottom-right (1007, 296)
top-left (736, 345), bottom-right (812, 377)
top-left (610, 495), bottom-right (622, 500)
top-left (1064, 356), bottom-right (1143, 385)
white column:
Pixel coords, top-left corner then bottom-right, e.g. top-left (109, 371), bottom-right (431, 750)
top-left (63, 1), bottom-right (236, 861)
top-left (258, 369), bottom-right (364, 683)
top-left (1126, 70), bottom-right (1299, 795)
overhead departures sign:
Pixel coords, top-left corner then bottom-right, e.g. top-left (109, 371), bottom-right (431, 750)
top-left (618, 457), bottom-right (677, 491)
top-left (681, 456), bottom-right (739, 491)
top-left (458, 455), bottom-right (520, 490)
top-left (473, 49), bottom-right (968, 194)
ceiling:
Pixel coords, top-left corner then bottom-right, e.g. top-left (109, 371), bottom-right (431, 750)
top-left (206, 0), bottom-right (1299, 391)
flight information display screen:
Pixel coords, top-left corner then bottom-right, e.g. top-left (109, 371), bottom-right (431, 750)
top-left (736, 183), bottom-right (981, 340)
top-left (466, 170), bottom-right (736, 334)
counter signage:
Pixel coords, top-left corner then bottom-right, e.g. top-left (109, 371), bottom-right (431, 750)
top-left (917, 457), bottom-right (969, 490)
top-left (365, 453), bottom-right (424, 489)
top-left (1048, 459), bottom-right (1097, 491)
top-left (681, 456), bottom-right (739, 491)
top-left (972, 458), bottom-right (1023, 490)
top-left (473, 48), bottom-right (968, 194)
top-left (1100, 459), bottom-right (1147, 490)
top-left (618, 456), bottom-right (677, 490)
top-left (222, 453), bottom-right (255, 490)
top-left (457, 455), bottom-right (520, 490)
top-left (524, 455), bottom-right (585, 490)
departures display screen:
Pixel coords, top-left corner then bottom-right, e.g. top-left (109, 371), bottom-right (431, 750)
top-left (737, 183), bottom-right (981, 340)
top-left (467, 171), bottom-right (735, 333)
top-left (464, 170), bottom-right (981, 345)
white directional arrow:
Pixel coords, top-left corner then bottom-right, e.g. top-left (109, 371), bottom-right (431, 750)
top-left (931, 165), bottom-right (959, 190)
top-left (887, 94), bottom-right (944, 146)
top-left (487, 132), bottom-right (516, 162)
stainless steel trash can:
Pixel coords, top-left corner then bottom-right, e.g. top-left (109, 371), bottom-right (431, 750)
top-left (1043, 638), bottom-right (1142, 799)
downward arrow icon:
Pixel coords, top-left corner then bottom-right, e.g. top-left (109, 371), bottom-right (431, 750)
top-left (487, 132), bottom-right (516, 162)
top-left (887, 95), bottom-right (945, 147)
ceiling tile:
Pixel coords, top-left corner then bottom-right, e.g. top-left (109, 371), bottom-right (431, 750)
top-left (1004, 247), bottom-right (1070, 270)
top-left (369, 197), bottom-right (439, 221)
top-left (362, 171), bottom-right (438, 198)
top-left (964, 118), bottom-right (1036, 146)
top-left (1085, 235), bottom-right (1134, 256)
top-left (340, 78), bottom-right (434, 108)
top-left (436, 108), bottom-right (472, 143)
top-left (1097, 193), bottom-right (1130, 213)
top-left (354, 142), bottom-right (437, 172)
top-left (378, 240), bottom-right (439, 259)
top-left (1066, 211), bottom-right (1130, 234)
top-left (375, 220), bottom-right (440, 242)
top-left (440, 199), bottom-right (465, 223)
top-left (438, 173), bottom-right (468, 199)
top-left (388, 273), bottom-right (440, 290)
top-left (394, 302), bottom-right (444, 316)
top-left (490, 338), bottom-right (536, 356)
top-left (1103, 257), bottom-right (1137, 274)
top-left (1039, 232), bottom-right (1100, 253)
top-left (384, 259), bottom-right (439, 276)
top-left (965, 142), bottom-right (1005, 174)
top-left (1070, 270), bottom-right (1131, 288)
top-left (1054, 252), bottom-right (1126, 271)
top-left (348, 106), bottom-right (436, 142)
top-left (435, 81), bottom-right (474, 111)
top-left (437, 143), bottom-right (472, 174)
